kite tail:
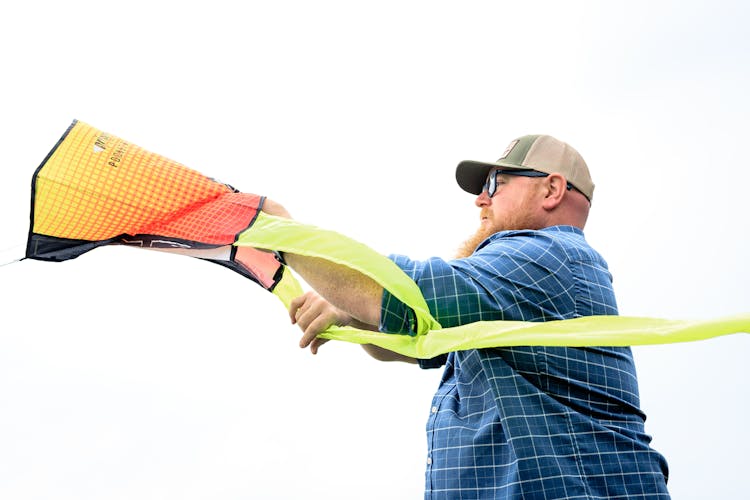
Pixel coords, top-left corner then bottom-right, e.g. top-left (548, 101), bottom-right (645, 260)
top-left (270, 265), bottom-right (305, 309)
top-left (236, 211), bottom-right (442, 335)
top-left (234, 213), bottom-right (750, 359)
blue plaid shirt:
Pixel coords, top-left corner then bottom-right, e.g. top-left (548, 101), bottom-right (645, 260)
top-left (381, 226), bottom-right (670, 499)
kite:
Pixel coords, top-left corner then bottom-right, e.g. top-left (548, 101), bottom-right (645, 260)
top-left (26, 120), bottom-right (302, 305)
top-left (24, 120), bottom-right (749, 358)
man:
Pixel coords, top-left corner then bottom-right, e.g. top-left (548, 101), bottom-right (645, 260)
top-left (263, 135), bottom-right (671, 498)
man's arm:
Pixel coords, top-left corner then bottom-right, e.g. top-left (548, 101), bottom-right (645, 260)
top-left (288, 290), bottom-right (417, 363)
top-left (263, 198), bottom-right (416, 363)
top-left (284, 253), bottom-right (382, 327)
top-left (361, 344), bottom-right (418, 363)
top-left (263, 198), bottom-right (381, 324)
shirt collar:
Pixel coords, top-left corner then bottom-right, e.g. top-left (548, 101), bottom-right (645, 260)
top-left (476, 225), bottom-right (585, 252)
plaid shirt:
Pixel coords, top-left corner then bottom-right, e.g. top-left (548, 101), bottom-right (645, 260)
top-left (381, 226), bottom-right (670, 499)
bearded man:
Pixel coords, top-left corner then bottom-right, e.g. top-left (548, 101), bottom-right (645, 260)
top-left (263, 135), bottom-right (671, 499)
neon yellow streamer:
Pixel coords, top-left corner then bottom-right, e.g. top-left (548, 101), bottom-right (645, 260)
top-left (239, 212), bottom-right (441, 334)
top-left (270, 265), bottom-right (305, 309)
top-left (317, 315), bottom-right (750, 359)
top-left (238, 213), bottom-right (749, 358)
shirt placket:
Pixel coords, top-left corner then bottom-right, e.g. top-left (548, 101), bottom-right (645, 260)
top-left (425, 383), bottom-right (451, 497)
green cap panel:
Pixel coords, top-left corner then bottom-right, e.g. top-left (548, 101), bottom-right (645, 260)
top-left (497, 134), bottom-right (540, 167)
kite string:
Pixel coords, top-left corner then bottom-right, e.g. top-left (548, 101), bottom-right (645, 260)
top-left (0, 243), bottom-right (25, 267)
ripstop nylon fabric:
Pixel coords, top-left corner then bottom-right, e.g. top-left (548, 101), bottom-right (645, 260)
top-left (26, 120), bottom-right (749, 358)
top-left (244, 213), bottom-right (750, 358)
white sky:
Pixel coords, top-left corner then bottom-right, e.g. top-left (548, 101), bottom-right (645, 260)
top-left (0, 1), bottom-right (748, 498)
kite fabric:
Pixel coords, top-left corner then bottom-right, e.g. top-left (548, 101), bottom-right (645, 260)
top-left (25, 120), bottom-right (749, 358)
top-left (26, 119), bottom-right (301, 300)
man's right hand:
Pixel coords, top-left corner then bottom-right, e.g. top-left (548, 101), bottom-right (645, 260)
top-left (289, 291), bottom-right (352, 354)
top-left (261, 197), bottom-right (292, 219)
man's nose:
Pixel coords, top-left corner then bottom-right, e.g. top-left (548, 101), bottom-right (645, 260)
top-left (475, 190), bottom-right (491, 207)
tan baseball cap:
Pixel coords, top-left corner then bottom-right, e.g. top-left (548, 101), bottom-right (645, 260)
top-left (455, 134), bottom-right (594, 201)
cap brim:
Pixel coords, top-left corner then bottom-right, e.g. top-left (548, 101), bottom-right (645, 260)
top-left (455, 160), bottom-right (531, 195)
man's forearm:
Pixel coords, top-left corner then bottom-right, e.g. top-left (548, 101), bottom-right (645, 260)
top-left (283, 250), bottom-right (418, 364)
top-left (283, 252), bottom-right (382, 327)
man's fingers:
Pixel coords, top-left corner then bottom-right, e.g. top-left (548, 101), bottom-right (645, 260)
top-left (310, 338), bottom-right (330, 355)
top-left (299, 320), bottom-right (323, 348)
top-left (299, 313), bottom-right (334, 348)
top-left (289, 291), bottom-right (349, 352)
top-left (289, 292), bottom-right (314, 323)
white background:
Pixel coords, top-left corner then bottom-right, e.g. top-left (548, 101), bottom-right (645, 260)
top-left (0, 1), bottom-right (748, 498)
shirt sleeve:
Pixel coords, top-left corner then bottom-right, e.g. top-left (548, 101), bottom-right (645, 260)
top-left (380, 231), bottom-right (578, 335)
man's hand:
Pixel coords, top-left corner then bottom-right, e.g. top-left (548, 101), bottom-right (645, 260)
top-left (261, 196), bottom-right (382, 337)
top-left (289, 290), bottom-right (417, 364)
top-left (261, 197), bottom-right (292, 219)
top-left (289, 291), bottom-right (352, 354)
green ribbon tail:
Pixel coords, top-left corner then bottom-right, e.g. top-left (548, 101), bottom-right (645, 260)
top-left (236, 213), bottom-right (749, 358)
top-left (237, 212), bottom-right (441, 334)
top-left (318, 314), bottom-right (750, 359)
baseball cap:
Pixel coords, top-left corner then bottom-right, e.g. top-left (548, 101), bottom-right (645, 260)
top-left (455, 134), bottom-right (594, 201)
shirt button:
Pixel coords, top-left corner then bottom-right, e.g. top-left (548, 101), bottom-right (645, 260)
top-left (426, 457), bottom-right (432, 465)
top-left (431, 406), bottom-right (438, 414)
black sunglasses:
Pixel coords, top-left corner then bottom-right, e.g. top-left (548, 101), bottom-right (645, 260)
top-left (483, 169), bottom-right (573, 198)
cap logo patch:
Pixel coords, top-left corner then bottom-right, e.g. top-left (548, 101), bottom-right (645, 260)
top-left (499, 140), bottom-right (518, 160)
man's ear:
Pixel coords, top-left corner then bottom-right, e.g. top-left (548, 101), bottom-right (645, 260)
top-left (541, 173), bottom-right (567, 210)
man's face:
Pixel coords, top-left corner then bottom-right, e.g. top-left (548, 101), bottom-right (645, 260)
top-left (455, 170), bottom-right (544, 258)
top-left (476, 170), bottom-right (543, 233)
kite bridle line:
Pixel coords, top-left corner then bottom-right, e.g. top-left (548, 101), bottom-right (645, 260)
top-left (0, 243), bottom-right (26, 267)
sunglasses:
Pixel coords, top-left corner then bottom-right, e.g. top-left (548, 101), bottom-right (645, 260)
top-left (483, 169), bottom-right (573, 198)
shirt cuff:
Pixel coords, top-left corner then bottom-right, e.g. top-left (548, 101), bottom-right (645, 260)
top-left (379, 254), bottom-right (419, 335)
